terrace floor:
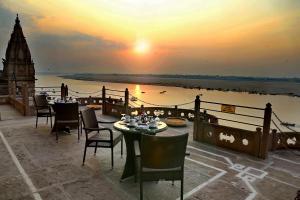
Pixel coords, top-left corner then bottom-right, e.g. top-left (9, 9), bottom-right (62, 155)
top-left (0, 105), bottom-right (299, 200)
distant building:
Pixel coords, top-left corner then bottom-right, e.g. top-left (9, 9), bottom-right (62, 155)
top-left (0, 14), bottom-right (35, 96)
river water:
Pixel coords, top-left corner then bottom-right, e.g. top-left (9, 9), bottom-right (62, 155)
top-left (36, 74), bottom-right (300, 132)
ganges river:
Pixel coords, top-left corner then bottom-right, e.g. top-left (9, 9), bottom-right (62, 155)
top-left (36, 74), bottom-right (300, 132)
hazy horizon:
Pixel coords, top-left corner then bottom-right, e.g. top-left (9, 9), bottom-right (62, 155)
top-left (1, 1), bottom-right (300, 77)
top-left (37, 72), bottom-right (300, 79)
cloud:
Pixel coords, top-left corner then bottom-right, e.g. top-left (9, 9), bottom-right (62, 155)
top-left (0, 5), bottom-right (16, 63)
top-left (1, 1), bottom-right (300, 77)
top-left (0, 3), bottom-right (128, 73)
top-left (28, 32), bottom-right (129, 72)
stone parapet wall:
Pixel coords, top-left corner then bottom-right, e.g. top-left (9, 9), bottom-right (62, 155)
top-left (0, 96), bottom-right (9, 104)
top-left (193, 117), bottom-right (261, 157)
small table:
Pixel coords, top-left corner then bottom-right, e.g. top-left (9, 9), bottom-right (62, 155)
top-left (86, 104), bottom-right (102, 110)
top-left (113, 121), bottom-right (168, 180)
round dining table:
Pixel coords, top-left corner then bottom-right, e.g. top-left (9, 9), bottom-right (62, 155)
top-left (113, 121), bottom-right (168, 180)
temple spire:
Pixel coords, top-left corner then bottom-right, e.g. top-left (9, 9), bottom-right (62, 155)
top-left (2, 14), bottom-right (35, 82)
top-left (15, 14), bottom-right (20, 24)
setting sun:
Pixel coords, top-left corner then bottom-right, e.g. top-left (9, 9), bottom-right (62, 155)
top-left (134, 40), bottom-right (150, 54)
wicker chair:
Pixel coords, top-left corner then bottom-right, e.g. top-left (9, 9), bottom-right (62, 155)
top-left (33, 95), bottom-right (54, 128)
top-left (134, 133), bottom-right (189, 200)
top-left (54, 102), bottom-right (80, 141)
top-left (80, 108), bottom-right (123, 168)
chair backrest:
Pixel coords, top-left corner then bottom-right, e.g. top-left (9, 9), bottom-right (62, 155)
top-left (54, 102), bottom-right (79, 121)
top-left (80, 108), bottom-right (99, 133)
top-left (140, 133), bottom-right (188, 169)
top-left (34, 95), bottom-right (49, 108)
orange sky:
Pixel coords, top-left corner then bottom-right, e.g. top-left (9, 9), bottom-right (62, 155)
top-left (0, 0), bottom-right (300, 76)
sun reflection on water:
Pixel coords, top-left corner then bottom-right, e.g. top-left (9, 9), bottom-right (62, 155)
top-left (134, 84), bottom-right (141, 96)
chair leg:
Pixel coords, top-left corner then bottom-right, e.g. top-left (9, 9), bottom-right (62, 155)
top-left (140, 179), bottom-right (143, 200)
top-left (77, 125), bottom-right (80, 141)
top-left (121, 136), bottom-right (123, 156)
top-left (35, 116), bottom-right (38, 128)
top-left (46, 115), bottom-right (48, 124)
top-left (80, 121), bottom-right (82, 135)
top-left (111, 147), bottom-right (114, 168)
top-left (180, 178), bottom-right (183, 200)
top-left (56, 126), bottom-right (58, 142)
top-left (134, 158), bottom-right (137, 183)
top-left (172, 180), bottom-right (174, 186)
top-left (94, 142), bottom-right (98, 155)
top-left (50, 115), bottom-right (52, 128)
top-left (82, 145), bottom-right (87, 166)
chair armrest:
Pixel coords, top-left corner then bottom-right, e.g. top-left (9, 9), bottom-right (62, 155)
top-left (185, 151), bottom-right (190, 156)
top-left (84, 127), bottom-right (113, 140)
top-left (134, 140), bottom-right (141, 157)
top-left (83, 127), bottom-right (99, 131)
top-left (97, 120), bottom-right (117, 124)
top-left (84, 127), bottom-right (112, 133)
top-left (36, 105), bottom-right (50, 109)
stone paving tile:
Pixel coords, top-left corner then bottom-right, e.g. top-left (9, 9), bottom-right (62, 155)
top-left (63, 175), bottom-right (124, 200)
top-left (29, 163), bottom-right (94, 189)
top-left (0, 116), bottom-right (299, 200)
top-left (10, 143), bottom-right (41, 173)
top-left (188, 179), bottom-right (249, 200)
top-left (270, 157), bottom-right (300, 177)
top-left (272, 150), bottom-right (300, 163)
top-left (15, 194), bottom-right (35, 200)
top-left (0, 141), bottom-right (20, 178)
top-left (0, 175), bottom-right (31, 200)
top-left (39, 186), bottom-right (70, 200)
top-left (254, 177), bottom-right (299, 200)
top-left (264, 167), bottom-right (300, 188)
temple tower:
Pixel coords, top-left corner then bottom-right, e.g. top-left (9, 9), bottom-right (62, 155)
top-left (2, 14), bottom-right (35, 96)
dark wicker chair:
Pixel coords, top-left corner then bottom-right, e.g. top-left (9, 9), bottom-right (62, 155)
top-left (54, 102), bottom-right (80, 141)
top-left (33, 95), bottom-right (54, 128)
top-left (80, 108), bottom-right (123, 168)
top-left (134, 133), bottom-right (189, 200)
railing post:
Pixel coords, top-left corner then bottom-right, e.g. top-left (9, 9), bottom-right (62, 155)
top-left (270, 129), bottom-right (278, 151)
top-left (61, 83), bottom-right (65, 100)
top-left (174, 105), bottom-right (178, 117)
top-left (193, 95), bottom-right (201, 140)
top-left (89, 96), bottom-right (92, 104)
top-left (102, 86), bottom-right (106, 114)
top-left (22, 83), bottom-right (30, 116)
top-left (65, 85), bottom-right (68, 97)
top-left (195, 95), bottom-right (200, 113)
top-left (259, 103), bottom-right (272, 159)
top-left (141, 104), bottom-right (144, 114)
top-left (255, 127), bottom-right (262, 157)
top-left (125, 88), bottom-right (129, 115)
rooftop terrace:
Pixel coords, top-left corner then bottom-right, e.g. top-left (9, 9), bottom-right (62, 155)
top-left (0, 105), bottom-right (299, 200)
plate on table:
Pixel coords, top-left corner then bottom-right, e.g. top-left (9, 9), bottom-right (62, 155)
top-left (136, 124), bottom-right (149, 130)
top-left (119, 121), bottom-right (127, 125)
top-left (127, 123), bottom-right (137, 128)
top-left (149, 125), bottom-right (157, 129)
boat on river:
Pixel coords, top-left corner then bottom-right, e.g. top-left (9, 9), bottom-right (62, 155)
top-left (281, 122), bottom-right (295, 127)
top-left (130, 96), bottom-right (138, 101)
top-left (160, 91), bottom-right (166, 94)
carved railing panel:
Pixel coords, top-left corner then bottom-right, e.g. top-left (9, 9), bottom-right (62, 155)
top-left (105, 103), bottom-right (126, 118)
top-left (271, 131), bottom-right (300, 150)
top-left (76, 97), bottom-right (103, 106)
top-left (129, 107), bottom-right (196, 121)
top-left (195, 118), bottom-right (260, 157)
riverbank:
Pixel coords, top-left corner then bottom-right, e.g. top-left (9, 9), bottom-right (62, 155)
top-left (60, 74), bottom-right (300, 97)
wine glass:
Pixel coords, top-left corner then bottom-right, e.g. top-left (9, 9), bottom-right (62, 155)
top-left (154, 110), bottom-right (160, 122)
top-left (121, 114), bottom-right (126, 121)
